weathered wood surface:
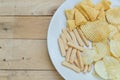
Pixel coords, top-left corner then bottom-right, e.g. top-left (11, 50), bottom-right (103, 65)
top-left (0, 0), bottom-right (64, 15)
top-left (0, 0), bottom-right (64, 80)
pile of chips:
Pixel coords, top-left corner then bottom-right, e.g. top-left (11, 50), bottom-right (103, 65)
top-left (58, 0), bottom-right (120, 80)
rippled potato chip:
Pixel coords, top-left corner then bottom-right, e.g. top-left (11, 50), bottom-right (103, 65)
top-left (106, 7), bottom-right (120, 25)
top-left (112, 32), bottom-right (120, 41)
top-left (94, 53), bottom-right (103, 62)
top-left (95, 61), bottom-right (109, 80)
top-left (81, 20), bottom-right (110, 42)
top-left (103, 56), bottom-right (119, 66)
top-left (81, 49), bottom-right (96, 65)
top-left (110, 40), bottom-right (120, 57)
top-left (95, 0), bottom-right (111, 11)
top-left (108, 25), bottom-right (118, 40)
top-left (74, 9), bottom-right (87, 26)
top-left (65, 9), bottom-right (75, 20)
top-left (67, 20), bottom-right (77, 30)
top-left (93, 41), bottom-right (110, 62)
top-left (103, 56), bottom-right (120, 80)
top-left (107, 65), bottom-right (120, 80)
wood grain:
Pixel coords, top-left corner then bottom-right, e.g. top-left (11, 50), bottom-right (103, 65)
top-left (0, 39), bottom-right (54, 70)
top-left (0, 17), bottom-right (51, 39)
top-left (0, 0), bottom-right (64, 15)
top-left (0, 71), bottom-right (63, 80)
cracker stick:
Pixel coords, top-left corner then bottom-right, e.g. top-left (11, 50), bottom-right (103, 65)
top-left (84, 65), bottom-right (88, 73)
top-left (58, 38), bottom-right (66, 56)
top-left (70, 49), bottom-right (77, 63)
top-left (62, 61), bottom-right (81, 73)
top-left (73, 29), bottom-right (84, 46)
top-left (69, 31), bottom-right (77, 44)
top-left (61, 33), bottom-right (67, 43)
top-left (66, 47), bottom-right (72, 62)
top-left (77, 50), bottom-right (84, 70)
top-left (63, 29), bottom-right (72, 42)
top-left (61, 33), bottom-right (68, 50)
top-left (68, 42), bottom-right (83, 51)
top-left (77, 28), bottom-right (89, 46)
top-left (88, 64), bottom-right (92, 72)
top-left (74, 58), bottom-right (80, 67)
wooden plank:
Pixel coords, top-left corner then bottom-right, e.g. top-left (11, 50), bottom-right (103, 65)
top-left (0, 39), bottom-right (55, 70)
top-left (0, 71), bottom-right (63, 80)
top-left (0, 16), bottom-right (51, 39)
top-left (0, 0), bottom-right (64, 15)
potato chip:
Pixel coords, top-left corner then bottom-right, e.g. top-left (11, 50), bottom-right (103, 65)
top-left (108, 24), bottom-right (118, 40)
top-left (80, 4), bottom-right (99, 21)
top-left (95, 0), bottom-right (111, 11)
top-left (97, 8), bottom-right (106, 21)
top-left (95, 61), bottom-right (109, 80)
top-left (67, 20), bottom-right (77, 30)
top-left (103, 56), bottom-right (120, 80)
top-left (112, 32), bottom-right (120, 41)
top-left (65, 9), bottom-right (75, 20)
top-left (81, 49), bottom-right (96, 65)
top-left (93, 53), bottom-right (103, 62)
top-left (81, 20), bottom-right (110, 42)
top-left (106, 7), bottom-right (120, 25)
top-left (75, 0), bottom-right (95, 20)
top-left (117, 25), bottom-right (120, 31)
top-left (103, 56), bottom-right (119, 66)
top-left (75, 6), bottom-right (89, 20)
top-left (107, 65), bottom-right (120, 80)
top-left (93, 41), bottom-right (110, 62)
top-left (110, 40), bottom-right (120, 57)
top-left (74, 9), bottom-right (87, 26)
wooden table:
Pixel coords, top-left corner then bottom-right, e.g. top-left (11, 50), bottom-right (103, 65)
top-left (0, 0), bottom-right (64, 80)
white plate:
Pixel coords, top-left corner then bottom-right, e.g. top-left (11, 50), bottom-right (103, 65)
top-left (47, 0), bottom-right (120, 80)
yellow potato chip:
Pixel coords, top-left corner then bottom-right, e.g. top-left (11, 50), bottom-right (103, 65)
top-left (103, 56), bottom-right (119, 66)
top-left (95, 0), bottom-right (111, 11)
top-left (108, 24), bottom-right (118, 40)
top-left (97, 8), bottom-right (106, 21)
top-left (80, 4), bottom-right (99, 21)
top-left (117, 25), bottom-right (120, 31)
top-left (106, 7), bottom-right (120, 25)
top-left (75, 0), bottom-right (95, 20)
top-left (110, 40), bottom-right (120, 57)
top-left (67, 20), bottom-right (77, 30)
top-left (93, 41), bottom-right (110, 62)
top-left (81, 20), bottom-right (110, 42)
top-left (65, 9), bottom-right (75, 20)
top-left (103, 56), bottom-right (120, 80)
top-left (95, 61), bottom-right (109, 80)
top-left (74, 9), bottom-right (87, 26)
top-left (107, 65), bottom-right (120, 80)
top-left (112, 32), bottom-right (120, 41)
top-left (75, 6), bottom-right (89, 20)
top-left (81, 49), bottom-right (96, 65)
